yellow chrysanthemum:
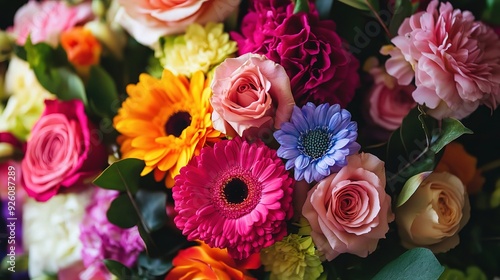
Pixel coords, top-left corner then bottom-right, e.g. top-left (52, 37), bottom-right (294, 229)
top-left (156, 22), bottom-right (237, 77)
top-left (113, 70), bottom-right (222, 187)
top-left (261, 234), bottom-right (324, 280)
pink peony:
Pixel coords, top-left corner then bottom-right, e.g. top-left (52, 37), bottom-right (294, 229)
top-left (115, 0), bottom-right (241, 47)
top-left (21, 100), bottom-right (107, 202)
top-left (210, 53), bottom-right (295, 138)
top-left (302, 153), bottom-right (394, 261)
top-left (80, 188), bottom-right (144, 278)
top-left (9, 0), bottom-right (93, 46)
top-left (385, 0), bottom-right (500, 119)
top-left (232, 1), bottom-right (359, 108)
top-left (365, 61), bottom-right (416, 131)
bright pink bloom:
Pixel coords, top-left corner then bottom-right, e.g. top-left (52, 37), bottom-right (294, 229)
top-left (21, 100), bottom-right (107, 202)
top-left (386, 0), bottom-right (500, 119)
top-left (10, 0), bottom-right (93, 46)
top-left (173, 137), bottom-right (294, 259)
top-left (302, 153), bottom-right (394, 261)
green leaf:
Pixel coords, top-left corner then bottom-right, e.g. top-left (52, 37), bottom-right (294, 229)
top-left (138, 225), bottom-right (188, 258)
top-left (396, 171), bottom-right (431, 207)
top-left (315, 0), bottom-right (334, 19)
top-left (93, 158), bottom-right (145, 194)
top-left (389, 0), bottom-right (413, 37)
top-left (104, 259), bottom-right (133, 279)
top-left (372, 248), bottom-right (444, 280)
top-left (136, 189), bottom-right (168, 231)
top-left (34, 67), bottom-right (88, 104)
top-left (293, 0), bottom-right (310, 13)
top-left (337, 0), bottom-right (379, 11)
top-left (86, 66), bottom-right (120, 118)
top-left (430, 118), bottom-right (473, 154)
top-left (483, 0), bottom-right (500, 25)
top-left (107, 193), bottom-right (139, 228)
top-left (137, 253), bottom-right (172, 276)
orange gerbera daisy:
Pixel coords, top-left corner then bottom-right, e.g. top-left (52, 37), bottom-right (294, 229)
top-left (113, 70), bottom-right (222, 187)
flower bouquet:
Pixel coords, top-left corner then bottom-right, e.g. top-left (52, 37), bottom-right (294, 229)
top-left (1, 0), bottom-right (500, 279)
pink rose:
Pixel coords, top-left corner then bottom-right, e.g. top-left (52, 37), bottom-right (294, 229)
top-left (302, 153), bottom-right (394, 261)
top-left (9, 0), bottom-right (93, 46)
top-left (366, 63), bottom-right (416, 131)
top-left (116, 0), bottom-right (241, 47)
top-left (210, 53), bottom-right (295, 138)
top-left (21, 100), bottom-right (107, 202)
top-left (385, 0), bottom-right (500, 119)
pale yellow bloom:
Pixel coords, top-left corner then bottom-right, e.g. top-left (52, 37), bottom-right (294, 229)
top-left (261, 234), bottom-right (323, 280)
top-left (156, 22), bottom-right (237, 77)
top-left (0, 56), bottom-right (55, 140)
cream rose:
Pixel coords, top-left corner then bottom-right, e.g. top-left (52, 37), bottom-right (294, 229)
top-left (395, 172), bottom-right (471, 253)
top-left (210, 53), bottom-right (295, 138)
top-left (115, 0), bottom-right (240, 47)
top-left (302, 153), bottom-right (394, 261)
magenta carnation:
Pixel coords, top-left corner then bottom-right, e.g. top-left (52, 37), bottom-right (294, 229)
top-left (386, 0), bottom-right (500, 119)
top-left (80, 188), bottom-right (144, 277)
top-left (172, 137), bottom-right (294, 259)
top-left (232, 0), bottom-right (360, 107)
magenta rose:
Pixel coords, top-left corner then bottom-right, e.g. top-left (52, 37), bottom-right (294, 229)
top-left (21, 100), bottom-right (107, 202)
top-left (210, 53), bottom-right (295, 138)
top-left (116, 0), bottom-right (240, 47)
top-left (302, 153), bottom-right (394, 261)
top-left (9, 1), bottom-right (93, 47)
top-left (385, 0), bottom-right (500, 119)
top-left (365, 64), bottom-right (416, 131)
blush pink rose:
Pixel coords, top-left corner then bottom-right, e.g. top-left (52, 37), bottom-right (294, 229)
top-left (302, 153), bottom-right (394, 261)
top-left (366, 63), bottom-right (416, 131)
top-left (210, 53), bottom-right (295, 138)
top-left (116, 0), bottom-right (241, 47)
top-left (21, 100), bottom-right (107, 202)
top-left (9, 0), bottom-right (93, 46)
top-left (385, 0), bottom-right (500, 119)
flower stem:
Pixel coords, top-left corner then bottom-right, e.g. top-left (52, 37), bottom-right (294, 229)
top-left (479, 158), bottom-right (500, 173)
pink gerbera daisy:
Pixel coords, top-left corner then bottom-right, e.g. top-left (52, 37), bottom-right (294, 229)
top-left (172, 137), bottom-right (294, 259)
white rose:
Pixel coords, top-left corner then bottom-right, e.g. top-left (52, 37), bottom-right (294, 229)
top-left (23, 188), bottom-right (93, 278)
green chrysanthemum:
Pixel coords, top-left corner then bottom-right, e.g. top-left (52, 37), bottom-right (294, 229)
top-left (156, 22), bottom-right (237, 77)
top-left (261, 234), bottom-right (323, 280)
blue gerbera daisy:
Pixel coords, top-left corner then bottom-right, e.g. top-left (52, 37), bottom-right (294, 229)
top-left (273, 102), bottom-right (360, 183)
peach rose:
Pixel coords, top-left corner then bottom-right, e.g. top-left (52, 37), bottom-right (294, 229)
top-left (115, 0), bottom-right (240, 47)
top-left (302, 153), bottom-right (394, 261)
top-left (395, 172), bottom-right (471, 253)
top-left (210, 53), bottom-right (295, 138)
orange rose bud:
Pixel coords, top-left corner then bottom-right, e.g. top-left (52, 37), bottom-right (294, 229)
top-left (435, 142), bottom-right (485, 194)
top-left (61, 27), bottom-right (101, 69)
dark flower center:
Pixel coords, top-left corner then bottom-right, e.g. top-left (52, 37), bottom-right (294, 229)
top-left (165, 111), bottom-right (191, 137)
top-left (223, 178), bottom-right (248, 204)
top-left (301, 129), bottom-right (330, 159)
